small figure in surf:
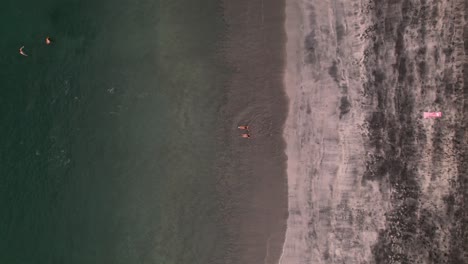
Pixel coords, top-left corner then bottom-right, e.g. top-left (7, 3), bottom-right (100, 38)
top-left (238, 125), bottom-right (251, 138)
top-left (46, 37), bottom-right (52, 45)
top-left (19, 46), bottom-right (28, 56)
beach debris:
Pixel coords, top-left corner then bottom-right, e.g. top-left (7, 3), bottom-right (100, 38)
top-left (423, 112), bottom-right (442, 119)
top-left (238, 125), bottom-right (249, 130)
top-left (19, 46), bottom-right (28, 56)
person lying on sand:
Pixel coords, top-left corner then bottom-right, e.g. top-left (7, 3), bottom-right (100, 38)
top-left (241, 133), bottom-right (250, 138)
top-left (238, 125), bottom-right (249, 130)
top-left (19, 46), bottom-right (28, 56)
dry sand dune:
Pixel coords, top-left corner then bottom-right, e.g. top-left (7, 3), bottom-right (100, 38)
top-left (281, 0), bottom-right (467, 263)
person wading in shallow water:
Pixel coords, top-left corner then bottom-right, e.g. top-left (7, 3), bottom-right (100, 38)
top-left (19, 36), bottom-right (53, 57)
top-left (238, 125), bottom-right (250, 138)
top-left (19, 46), bottom-right (28, 56)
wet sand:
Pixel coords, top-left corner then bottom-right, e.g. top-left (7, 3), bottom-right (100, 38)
top-left (281, 0), bottom-right (467, 263)
top-left (217, 0), bottom-right (288, 263)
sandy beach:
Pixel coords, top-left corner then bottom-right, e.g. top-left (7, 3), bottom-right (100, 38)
top-left (280, 0), bottom-right (467, 263)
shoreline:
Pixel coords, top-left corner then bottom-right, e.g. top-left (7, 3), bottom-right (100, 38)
top-left (279, 1), bottom-right (304, 261)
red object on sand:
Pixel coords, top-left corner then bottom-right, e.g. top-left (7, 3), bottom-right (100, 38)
top-left (423, 112), bottom-right (442, 118)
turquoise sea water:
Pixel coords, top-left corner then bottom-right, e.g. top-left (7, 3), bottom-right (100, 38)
top-left (0, 0), bottom-right (231, 263)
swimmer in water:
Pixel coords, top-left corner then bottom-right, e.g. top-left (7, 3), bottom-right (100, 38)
top-left (241, 133), bottom-right (250, 138)
top-left (238, 125), bottom-right (249, 130)
top-left (46, 37), bottom-right (52, 45)
top-left (19, 46), bottom-right (28, 56)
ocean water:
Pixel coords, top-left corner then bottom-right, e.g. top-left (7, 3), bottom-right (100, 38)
top-left (0, 0), bottom-right (231, 263)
